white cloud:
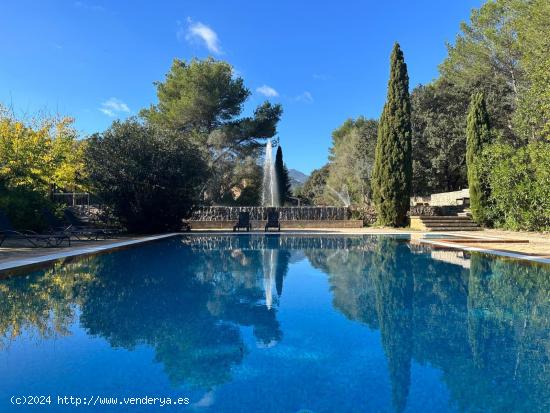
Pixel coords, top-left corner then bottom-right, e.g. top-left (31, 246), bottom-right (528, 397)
top-left (180, 18), bottom-right (222, 54)
top-left (256, 85), bottom-right (279, 98)
top-left (99, 98), bottom-right (130, 117)
top-left (294, 91), bottom-right (314, 103)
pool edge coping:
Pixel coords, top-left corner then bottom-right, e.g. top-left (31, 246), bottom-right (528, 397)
top-left (420, 238), bottom-right (550, 265)
top-left (0, 233), bottom-right (181, 273)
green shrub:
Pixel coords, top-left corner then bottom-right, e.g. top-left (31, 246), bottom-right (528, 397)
top-left (0, 184), bottom-right (57, 231)
top-left (85, 119), bottom-right (208, 233)
top-left (477, 142), bottom-right (550, 231)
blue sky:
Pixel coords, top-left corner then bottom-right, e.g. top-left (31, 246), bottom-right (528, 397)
top-left (0, 0), bottom-right (482, 174)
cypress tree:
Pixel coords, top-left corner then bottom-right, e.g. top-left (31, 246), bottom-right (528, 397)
top-left (274, 146), bottom-right (291, 206)
top-left (372, 43), bottom-right (412, 227)
top-left (466, 92), bottom-right (492, 224)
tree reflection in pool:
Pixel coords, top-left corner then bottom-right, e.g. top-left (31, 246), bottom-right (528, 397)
top-left (0, 235), bottom-right (548, 412)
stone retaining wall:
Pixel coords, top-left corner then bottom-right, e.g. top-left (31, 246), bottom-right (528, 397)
top-left (409, 205), bottom-right (464, 217)
top-left (190, 206), bottom-right (350, 221)
top-left (187, 219), bottom-right (363, 230)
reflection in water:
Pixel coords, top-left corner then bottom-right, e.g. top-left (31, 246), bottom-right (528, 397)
top-left (306, 237), bottom-right (549, 413)
top-left (1, 238), bottom-right (290, 390)
top-left (306, 238), bottom-right (413, 413)
top-left (263, 249), bottom-right (276, 309)
top-left (0, 261), bottom-right (97, 348)
top-left (372, 239), bottom-right (413, 413)
top-left (0, 235), bottom-right (548, 412)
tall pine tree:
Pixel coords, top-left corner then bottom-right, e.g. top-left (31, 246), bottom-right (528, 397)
top-left (466, 92), bottom-right (492, 224)
top-left (372, 43), bottom-right (412, 227)
top-left (274, 146), bottom-right (291, 206)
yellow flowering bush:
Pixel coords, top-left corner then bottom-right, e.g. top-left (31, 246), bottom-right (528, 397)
top-left (0, 108), bottom-right (87, 230)
top-left (0, 111), bottom-right (86, 192)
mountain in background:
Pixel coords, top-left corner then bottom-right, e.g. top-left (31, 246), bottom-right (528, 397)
top-left (288, 169), bottom-right (309, 189)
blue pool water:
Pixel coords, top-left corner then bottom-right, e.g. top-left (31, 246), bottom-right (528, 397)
top-left (0, 235), bottom-right (548, 412)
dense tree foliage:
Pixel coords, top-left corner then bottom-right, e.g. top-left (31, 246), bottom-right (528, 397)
top-left (297, 165), bottom-right (330, 205)
top-left (274, 146), bottom-right (291, 206)
top-left (439, 0), bottom-right (521, 145)
top-left (411, 81), bottom-right (469, 194)
top-left (0, 109), bottom-right (86, 230)
top-left (437, 0), bottom-right (548, 145)
top-left (409, 0), bottom-right (549, 230)
top-left (372, 43), bottom-right (412, 227)
top-left (218, 157), bottom-right (263, 206)
top-left (412, 2), bottom-right (549, 168)
top-left (141, 59), bottom-right (249, 134)
top-left (85, 119), bottom-right (208, 232)
top-left (466, 92), bottom-right (492, 224)
top-left (140, 58), bottom-right (283, 204)
top-left (326, 117), bottom-right (377, 204)
top-left (513, 0), bottom-right (550, 141)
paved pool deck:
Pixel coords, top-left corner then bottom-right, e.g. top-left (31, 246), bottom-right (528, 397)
top-left (0, 228), bottom-right (548, 274)
top-left (0, 234), bottom-right (179, 274)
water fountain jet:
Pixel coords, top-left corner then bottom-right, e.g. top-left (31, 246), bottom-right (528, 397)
top-left (326, 184), bottom-right (351, 207)
top-left (262, 140), bottom-right (280, 207)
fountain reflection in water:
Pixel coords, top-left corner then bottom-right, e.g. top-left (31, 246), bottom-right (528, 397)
top-left (263, 248), bottom-right (277, 309)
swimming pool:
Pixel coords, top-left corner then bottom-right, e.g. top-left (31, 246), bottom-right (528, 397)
top-left (1, 234), bottom-right (548, 412)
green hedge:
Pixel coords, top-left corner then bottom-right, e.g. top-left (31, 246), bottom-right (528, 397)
top-left (477, 142), bottom-right (550, 231)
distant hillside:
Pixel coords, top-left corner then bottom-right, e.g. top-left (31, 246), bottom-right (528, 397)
top-left (288, 169), bottom-right (308, 189)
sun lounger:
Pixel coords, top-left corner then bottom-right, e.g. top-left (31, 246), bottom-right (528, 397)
top-left (0, 209), bottom-right (70, 247)
top-left (64, 209), bottom-right (120, 239)
top-left (265, 210), bottom-right (281, 232)
top-left (42, 208), bottom-right (104, 241)
top-left (233, 211), bottom-right (251, 232)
